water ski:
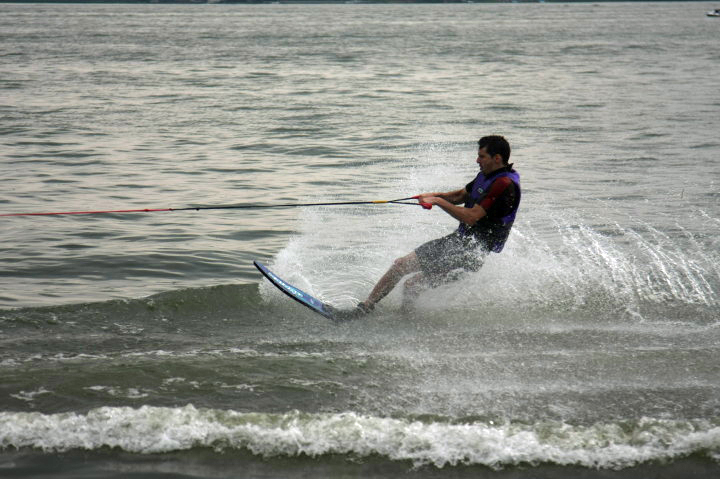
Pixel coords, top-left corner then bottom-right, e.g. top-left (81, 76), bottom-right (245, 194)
top-left (253, 261), bottom-right (338, 320)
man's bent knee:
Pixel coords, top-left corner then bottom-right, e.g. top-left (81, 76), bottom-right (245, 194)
top-left (392, 252), bottom-right (421, 277)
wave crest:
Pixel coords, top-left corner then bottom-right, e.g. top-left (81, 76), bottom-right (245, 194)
top-left (2, 406), bottom-right (719, 470)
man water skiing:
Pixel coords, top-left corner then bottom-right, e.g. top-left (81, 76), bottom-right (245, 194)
top-left (342, 135), bottom-right (520, 318)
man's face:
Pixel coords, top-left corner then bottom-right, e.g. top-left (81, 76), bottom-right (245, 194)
top-left (476, 147), bottom-right (498, 172)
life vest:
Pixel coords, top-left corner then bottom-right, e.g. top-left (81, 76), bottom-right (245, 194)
top-left (458, 168), bottom-right (521, 252)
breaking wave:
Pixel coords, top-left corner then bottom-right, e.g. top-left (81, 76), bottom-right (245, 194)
top-left (2, 406), bottom-right (720, 470)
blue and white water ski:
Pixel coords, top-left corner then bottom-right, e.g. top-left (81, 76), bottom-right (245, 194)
top-left (254, 261), bottom-right (340, 320)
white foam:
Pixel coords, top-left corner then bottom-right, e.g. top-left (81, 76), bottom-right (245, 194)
top-left (9, 387), bottom-right (51, 403)
top-left (1, 406), bottom-right (719, 470)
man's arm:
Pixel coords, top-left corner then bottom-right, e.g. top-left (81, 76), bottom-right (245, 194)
top-left (422, 197), bottom-right (487, 226)
top-left (418, 176), bottom-right (515, 227)
top-left (417, 188), bottom-right (467, 205)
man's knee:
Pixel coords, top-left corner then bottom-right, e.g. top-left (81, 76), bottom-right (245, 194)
top-left (392, 252), bottom-right (421, 276)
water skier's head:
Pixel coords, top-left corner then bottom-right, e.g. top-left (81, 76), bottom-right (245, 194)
top-left (478, 135), bottom-right (511, 165)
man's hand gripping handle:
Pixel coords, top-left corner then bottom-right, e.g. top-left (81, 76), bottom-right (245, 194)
top-left (412, 195), bottom-right (433, 210)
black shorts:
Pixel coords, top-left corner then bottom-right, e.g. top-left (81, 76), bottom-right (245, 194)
top-left (414, 231), bottom-right (489, 287)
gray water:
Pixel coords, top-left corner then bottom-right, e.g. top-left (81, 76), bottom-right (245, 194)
top-left (1, 2), bottom-right (719, 477)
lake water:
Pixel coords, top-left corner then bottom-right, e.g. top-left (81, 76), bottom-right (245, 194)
top-left (1, 2), bottom-right (719, 477)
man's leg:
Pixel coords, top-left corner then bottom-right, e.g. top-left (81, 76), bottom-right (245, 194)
top-left (361, 251), bottom-right (422, 309)
top-left (401, 272), bottom-right (429, 309)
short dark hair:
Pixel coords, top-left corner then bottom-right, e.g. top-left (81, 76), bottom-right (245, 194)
top-left (478, 135), bottom-right (511, 164)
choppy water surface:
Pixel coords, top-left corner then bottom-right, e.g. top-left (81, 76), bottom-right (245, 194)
top-left (1, 2), bottom-right (719, 477)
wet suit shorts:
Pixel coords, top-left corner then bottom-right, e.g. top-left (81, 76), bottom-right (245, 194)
top-left (414, 231), bottom-right (489, 287)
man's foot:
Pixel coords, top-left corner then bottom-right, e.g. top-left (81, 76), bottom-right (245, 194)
top-left (330, 302), bottom-right (374, 322)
